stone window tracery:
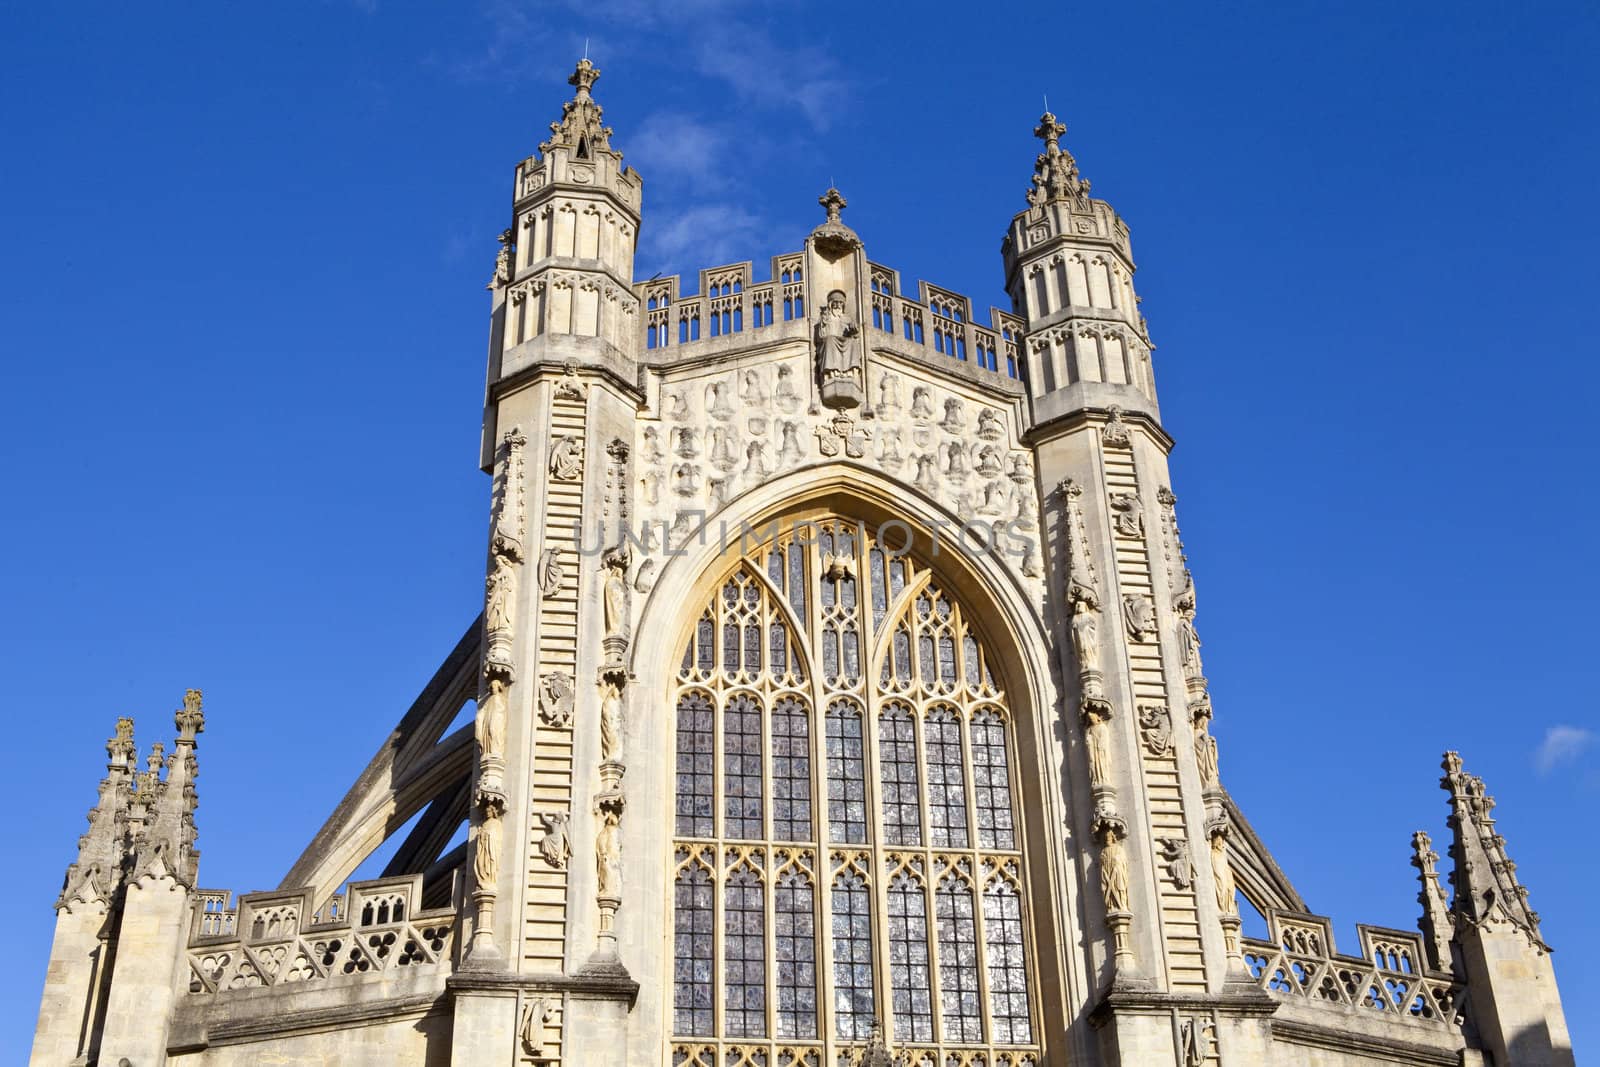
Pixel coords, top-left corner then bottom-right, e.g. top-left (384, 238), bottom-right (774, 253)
top-left (670, 518), bottom-right (1039, 1059)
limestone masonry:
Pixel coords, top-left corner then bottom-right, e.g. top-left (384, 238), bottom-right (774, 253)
top-left (31, 61), bottom-right (1573, 1066)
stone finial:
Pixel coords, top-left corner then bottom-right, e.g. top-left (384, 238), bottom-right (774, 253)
top-left (1412, 829), bottom-right (1455, 971)
top-left (175, 688), bottom-right (204, 742)
top-left (1440, 751), bottom-right (1546, 950)
top-left (568, 56), bottom-right (600, 97)
top-left (59, 717), bottom-right (142, 909)
top-left (1027, 109), bottom-right (1090, 206)
top-left (541, 57), bottom-right (615, 157)
top-left (819, 186), bottom-right (847, 224)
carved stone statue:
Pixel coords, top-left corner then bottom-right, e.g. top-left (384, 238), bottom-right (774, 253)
top-left (1159, 836), bottom-right (1195, 889)
top-left (485, 557), bottom-right (515, 634)
top-left (601, 544), bottom-right (630, 641)
top-left (476, 678), bottom-right (508, 760)
top-left (595, 803), bottom-right (622, 899)
top-left (537, 812), bottom-right (571, 869)
top-left (1210, 825), bottom-right (1237, 915)
top-left (1123, 594), bottom-right (1155, 640)
top-left (538, 548), bottom-right (564, 598)
top-left (520, 997), bottom-right (554, 1057)
top-left (1070, 596), bottom-right (1100, 672)
top-left (550, 435), bottom-right (583, 480)
top-left (1082, 698), bottom-right (1113, 785)
top-left (1098, 822), bottom-right (1131, 913)
top-left (816, 289), bottom-right (863, 409)
top-left (599, 681), bottom-right (625, 763)
top-left (1195, 713), bottom-right (1220, 788)
top-left (775, 364), bottom-right (802, 411)
top-left (474, 807), bottom-right (502, 886)
top-left (538, 671), bottom-right (575, 728)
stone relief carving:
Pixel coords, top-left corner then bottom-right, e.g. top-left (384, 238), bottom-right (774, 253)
top-left (632, 558), bottom-right (657, 593)
top-left (775, 365), bottom-right (802, 411)
top-left (520, 996), bottom-right (555, 1057)
top-left (1138, 704), bottom-right (1172, 757)
top-left (1101, 404), bottom-right (1132, 448)
top-left (911, 387), bottom-right (934, 422)
top-left (1159, 836), bottom-right (1196, 889)
top-left (816, 289), bottom-right (863, 409)
top-left (977, 407), bottom-right (1004, 440)
top-left (550, 435), bottom-right (583, 481)
top-left (554, 358), bottom-right (587, 400)
top-left (538, 671), bottom-right (575, 728)
top-left (1179, 1017), bottom-right (1210, 1067)
top-left (1109, 492), bottom-right (1144, 538)
top-left (1123, 593), bottom-right (1155, 641)
top-left (940, 396), bottom-right (965, 433)
top-left (739, 369), bottom-right (766, 408)
top-left (707, 380), bottom-right (735, 421)
top-left (537, 548), bottom-right (564, 598)
top-left (537, 812), bottom-right (571, 869)
top-left (877, 373), bottom-right (901, 413)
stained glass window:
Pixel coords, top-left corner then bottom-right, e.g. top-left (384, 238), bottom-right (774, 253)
top-left (669, 525), bottom-right (1037, 1057)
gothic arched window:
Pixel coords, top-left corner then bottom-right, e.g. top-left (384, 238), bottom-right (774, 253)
top-left (671, 518), bottom-right (1039, 1062)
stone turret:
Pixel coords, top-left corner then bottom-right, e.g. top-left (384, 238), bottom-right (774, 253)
top-left (1001, 112), bottom-right (1153, 427)
top-left (485, 58), bottom-right (643, 467)
top-left (1440, 752), bottom-right (1573, 1065)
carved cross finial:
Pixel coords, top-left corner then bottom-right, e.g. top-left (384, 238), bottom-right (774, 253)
top-left (1411, 830), bottom-right (1439, 874)
top-left (819, 187), bottom-right (847, 224)
top-left (1034, 110), bottom-right (1066, 152)
top-left (568, 57), bottom-right (600, 97)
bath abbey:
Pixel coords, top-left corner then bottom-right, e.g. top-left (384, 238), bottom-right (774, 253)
top-left (31, 62), bottom-right (1573, 1066)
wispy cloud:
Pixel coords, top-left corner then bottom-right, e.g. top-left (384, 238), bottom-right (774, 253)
top-left (627, 113), bottom-right (731, 187)
top-left (640, 203), bottom-right (764, 274)
top-left (689, 24), bottom-right (850, 132)
top-left (1534, 725), bottom-right (1594, 775)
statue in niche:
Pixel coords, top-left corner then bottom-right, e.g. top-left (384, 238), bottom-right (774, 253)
top-left (1210, 824), bottom-right (1237, 914)
top-left (474, 808), bottom-right (502, 886)
top-left (599, 681), bottom-right (625, 763)
top-left (1082, 698), bottom-right (1113, 785)
top-left (485, 557), bottom-right (515, 634)
top-left (595, 802), bottom-right (622, 899)
top-left (1175, 570), bottom-right (1202, 673)
top-left (1097, 821), bottom-right (1131, 913)
top-left (1069, 574), bottom-right (1100, 671)
top-left (476, 679), bottom-right (508, 761)
top-left (550, 435), bottom-right (583, 480)
top-left (601, 545), bottom-right (630, 641)
top-left (537, 812), bottom-right (570, 869)
top-left (775, 364), bottom-right (802, 411)
top-left (815, 289), bottom-right (864, 409)
top-left (1195, 715), bottom-right (1220, 788)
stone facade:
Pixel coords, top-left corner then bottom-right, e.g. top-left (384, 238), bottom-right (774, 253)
top-left (30, 61), bottom-right (1573, 1067)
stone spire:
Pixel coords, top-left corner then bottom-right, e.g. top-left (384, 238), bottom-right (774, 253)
top-left (130, 689), bottom-right (204, 888)
top-left (57, 717), bottom-right (138, 909)
top-left (541, 58), bottom-right (614, 158)
top-left (1440, 751), bottom-right (1544, 949)
top-left (1410, 829), bottom-right (1454, 972)
top-left (1027, 110), bottom-right (1090, 207)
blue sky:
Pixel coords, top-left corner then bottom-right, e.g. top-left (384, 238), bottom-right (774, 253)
top-left (2, 0), bottom-right (1597, 1058)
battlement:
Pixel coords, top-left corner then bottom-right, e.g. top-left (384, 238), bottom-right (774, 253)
top-left (638, 254), bottom-right (1028, 382)
top-left (184, 874), bottom-right (455, 997)
top-left (1242, 908), bottom-right (1464, 1031)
